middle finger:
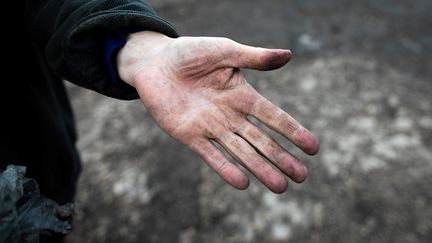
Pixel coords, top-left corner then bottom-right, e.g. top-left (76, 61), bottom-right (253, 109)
top-left (217, 132), bottom-right (288, 193)
top-left (235, 120), bottom-right (308, 183)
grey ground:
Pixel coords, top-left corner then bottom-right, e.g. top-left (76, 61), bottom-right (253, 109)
top-left (65, 0), bottom-right (432, 242)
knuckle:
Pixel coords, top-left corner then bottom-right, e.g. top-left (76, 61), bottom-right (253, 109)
top-left (227, 136), bottom-right (243, 151)
top-left (219, 37), bottom-right (235, 46)
top-left (263, 140), bottom-right (284, 161)
top-left (234, 119), bottom-right (250, 134)
top-left (277, 114), bottom-right (301, 136)
top-left (217, 160), bottom-right (230, 174)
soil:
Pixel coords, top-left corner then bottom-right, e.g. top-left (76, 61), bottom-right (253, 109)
top-left (65, 1), bottom-right (432, 242)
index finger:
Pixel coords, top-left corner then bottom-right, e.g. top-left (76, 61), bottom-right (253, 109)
top-left (250, 96), bottom-right (319, 155)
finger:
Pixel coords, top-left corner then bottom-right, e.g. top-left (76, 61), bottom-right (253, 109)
top-left (218, 132), bottom-right (288, 193)
top-left (251, 96), bottom-right (319, 155)
top-left (221, 39), bottom-right (292, 71)
top-left (189, 138), bottom-right (249, 190)
top-left (236, 120), bottom-right (308, 183)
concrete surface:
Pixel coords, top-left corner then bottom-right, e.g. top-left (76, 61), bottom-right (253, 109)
top-left (65, 0), bottom-right (432, 242)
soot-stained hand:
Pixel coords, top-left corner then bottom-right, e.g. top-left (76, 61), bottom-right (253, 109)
top-left (117, 31), bottom-right (319, 193)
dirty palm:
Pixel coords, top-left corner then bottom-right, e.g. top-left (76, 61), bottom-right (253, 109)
top-left (118, 31), bottom-right (319, 193)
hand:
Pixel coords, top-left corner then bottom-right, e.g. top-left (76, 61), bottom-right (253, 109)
top-left (117, 31), bottom-right (319, 193)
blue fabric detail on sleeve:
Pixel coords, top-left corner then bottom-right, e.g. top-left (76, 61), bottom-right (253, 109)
top-left (104, 30), bottom-right (128, 85)
top-left (104, 28), bottom-right (146, 85)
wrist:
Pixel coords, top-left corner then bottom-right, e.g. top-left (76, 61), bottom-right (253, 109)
top-left (117, 31), bottom-right (173, 87)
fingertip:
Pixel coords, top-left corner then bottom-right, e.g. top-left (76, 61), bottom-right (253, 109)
top-left (287, 49), bottom-right (293, 56)
top-left (232, 174), bottom-right (250, 190)
top-left (292, 164), bottom-right (308, 183)
top-left (299, 130), bottom-right (320, 155)
top-left (284, 49), bottom-right (293, 60)
top-left (260, 49), bottom-right (292, 71)
top-left (268, 175), bottom-right (288, 194)
top-left (309, 140), bottom-right (320, 155)
top-left (225, 167), bottom-right (249, 190)
top-left (306, 135), bottom-right (320, 155)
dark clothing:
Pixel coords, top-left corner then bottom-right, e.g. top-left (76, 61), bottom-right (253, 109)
top-left (1, 0), bottom-right (177, 205)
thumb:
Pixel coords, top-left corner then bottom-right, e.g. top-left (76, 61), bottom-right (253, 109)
top-left (222, 39), bottom-right (292, 70)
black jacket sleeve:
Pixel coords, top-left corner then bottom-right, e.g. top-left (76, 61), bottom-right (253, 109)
top-left (24, 0), bottom-right (179, 100)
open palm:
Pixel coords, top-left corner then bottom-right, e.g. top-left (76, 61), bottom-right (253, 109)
top-left (118, 32), bottom-right (319, 193)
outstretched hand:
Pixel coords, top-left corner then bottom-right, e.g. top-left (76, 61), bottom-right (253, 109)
top-left (117, 31), bottom-right (319, 193)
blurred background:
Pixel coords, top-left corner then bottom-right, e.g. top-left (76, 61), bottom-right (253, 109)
top-left (65, 0), bottom-right (432, 242)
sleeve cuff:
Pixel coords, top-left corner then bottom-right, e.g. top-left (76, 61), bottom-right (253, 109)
top-left (52, 11), bottom-right (179, 100)
top-left (104, 28), bottom-right (144, 85)
top-left (104, 29), bottom-right (128, 85)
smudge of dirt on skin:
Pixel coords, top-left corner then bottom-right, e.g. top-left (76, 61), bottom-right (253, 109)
top-left (260, 50), bottom-right (292, 71)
